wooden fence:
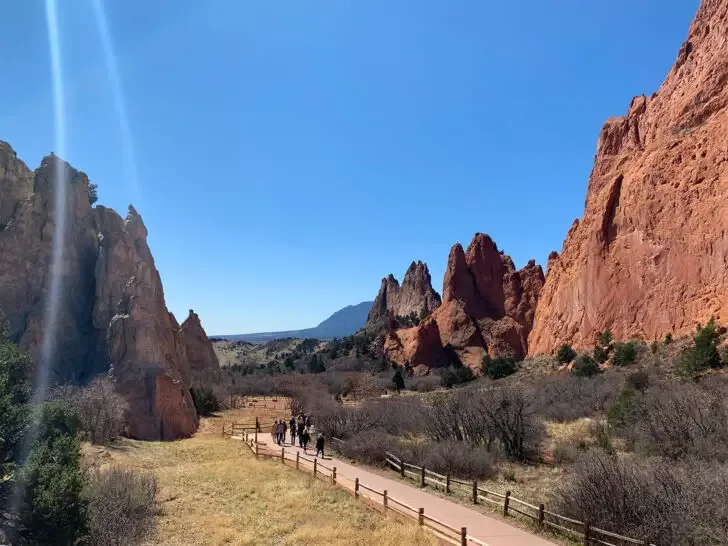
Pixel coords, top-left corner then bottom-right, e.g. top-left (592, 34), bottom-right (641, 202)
top-left (221, 418), bottom-right (277, 439)
top-left (238, 429), bottom-right (480, 546)
top-left (380, 451), bottom-right (655, 546)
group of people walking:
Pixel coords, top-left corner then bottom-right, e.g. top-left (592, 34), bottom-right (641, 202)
top-left (270, 414), bottom-right (325, 457)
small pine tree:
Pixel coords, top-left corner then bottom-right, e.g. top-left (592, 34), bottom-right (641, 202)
top-left (19, 434), bottom-right (88, 545)
top-left (664, 332), bottom-right (673, 345)
top-left (0, 313), bottom-right (31, 503)
top-left (593, 345), bottom-right (608, 364)
top-left (557, 343), bottom-right (577, 364)
top-left (481, 355), bottom-right (518, 380)
top-left (190, 387), bottom-right (220, 417)
top-left (88, 183), bottom-right (98, 205)
top-left (598, 329), bottom-right (613, 347)
top-left (19, 403), bottom-right (88, 545)
top-left (392, 369), bottom-right (405, 392)
top-left (307, 354), bottom-right (326, 374)
top-left (678, 318), bottom-right (722, 377)
top-left (572, 354), bottom-right (600, 377)
top-left (612, 342), bottom-right (638, 366)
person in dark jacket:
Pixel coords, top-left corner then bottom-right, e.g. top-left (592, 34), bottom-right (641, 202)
top-left (301, 427), bottom-right (311, 453)
top-left (275, 420), bottom-right (285, 445)
top-left (315, 433), bottom-right (325, 458)
top-left (297, 422), bottom-right (305, 447)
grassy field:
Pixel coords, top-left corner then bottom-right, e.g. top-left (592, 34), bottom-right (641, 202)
top-left (83, 405), bottom-right (435, 546)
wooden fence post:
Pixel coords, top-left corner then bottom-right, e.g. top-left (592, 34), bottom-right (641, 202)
top-left (538, 504), bottom-right (544, 528)
top-left (418, 508), bottom-right (424, 526)
top-left (296, 451), bottom-right (300, 469)
top-left (460, 527), bottom-right (467, 546)
top-left (254, 417), bottom-right (258, 444)
top-left (504, 491), bottom-right (511, 517)
top-left (584, 522), bottom-right (590, 545)
top-left (400, 460), bottom-right (405, 478)
top-left (383, 490), bottom-right (388, 509)
top-left (221, 423), bottom-right (225, 438)
top-left (472, 480), bottom-right (478, 504)
top-left (255, 442), bottom-right (259, 459)
top-left (446, 473), bottom-right (451, 494)
top-left (332, 467), bottom-right (337, 485)
top-left (421, 466), bottom-right (426, 487)
top-left (354, 478), bottom-right (359, 497)
top-left (313, 458), bottom-right (317, 478)
top-left (281, 447), bottom-right (285, 463)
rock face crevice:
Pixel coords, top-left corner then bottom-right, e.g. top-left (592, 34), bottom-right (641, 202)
top-left (383, 233), bottom-right (545, 369)
top-left (0, 145), bottom-right (216, 439)
top-left (366, 261), bottom-right (441, 329)
top-left (529, 0), bottom-right (728, 354)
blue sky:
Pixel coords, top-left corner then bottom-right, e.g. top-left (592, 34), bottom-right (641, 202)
top-left (0, 0), bottom-right (700, 334)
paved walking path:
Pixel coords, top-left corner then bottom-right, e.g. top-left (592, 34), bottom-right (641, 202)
top-left (238, 433), bottom-right (555, 546)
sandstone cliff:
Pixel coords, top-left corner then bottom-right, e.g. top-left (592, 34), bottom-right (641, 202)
top-left (384, 233), bottom-right (544, 369)
top-left (366, 261), bottom-right (441, 328)
top-left (0, 144), bottom-right (216, 439)
top-left (181, 309), bottom-right (221, 377)
top-left (529, 0), bottom-right (728, 354)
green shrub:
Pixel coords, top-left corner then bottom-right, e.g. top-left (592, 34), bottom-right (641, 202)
top-left (442, 365), bottom-right (475, 388)
top-left (664, 332), bottom-right (673, 344)
top-left (677, 318), bottom-right (722, 377)
top-left (481, 355), bottom-right (518, 380)
top-left (392, 369), bottom-right (405, 392)
top-left (190, 386), bottom-right (220, 417)
top-left (592, 345), bottom-right (608, 364)
top-left (19, 407), bottom-right (88, 545)
top-left (598, 329), bottom-right (613, 347)
top-left (572, 354), bottom-right (600, 377)
top-left (607, 388), bottom-right (639, 429)
top-left (557, 344), bottom-right (577, 364)
top-left (88, 183), bottom-right (99, 205)
top-left (307, 354), bottom-right (326, 374)
top-left (612, 342), bottom-right (638, 366)
top-left (0, 313), bottom-right (31, 503)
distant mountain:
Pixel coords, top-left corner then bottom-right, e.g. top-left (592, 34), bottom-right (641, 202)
top-left (217, 301), bottom-right (373, 342)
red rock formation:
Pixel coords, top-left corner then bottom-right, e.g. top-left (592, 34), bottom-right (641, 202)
top-left (366, 261), bottom-right (441, 328)
top-left (181, 309), bottom-right (220, 375)
top-left (0, 145), bottom-right (211, 439)
top-left (383, 233), bottom-right (545, 369)
top-left (529, 0), bottom-right (728, 354)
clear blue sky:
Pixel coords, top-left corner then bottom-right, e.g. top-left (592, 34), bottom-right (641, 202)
top-left (0, 0), bottom-right (700, 334)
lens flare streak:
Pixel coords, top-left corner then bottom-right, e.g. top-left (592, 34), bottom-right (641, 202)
top-left (91, 0), bottom-right (141, 200)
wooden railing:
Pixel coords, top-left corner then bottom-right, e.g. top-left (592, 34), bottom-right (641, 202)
top-left (382, 451), bottom-right (654, 546)
top-left (221, 418), bottom-right (276, 439)
top-left (238, 430), bottom-right (477, 546)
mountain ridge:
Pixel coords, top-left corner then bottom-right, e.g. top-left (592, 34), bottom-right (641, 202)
top-left (217, 301), bottom-right (373, 342)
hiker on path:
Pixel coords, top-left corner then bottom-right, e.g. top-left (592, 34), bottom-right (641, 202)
top-left (301, 427), bottom-right (311, 453)
top-left (305, 415), bottom-right (312, 428)
top-left (315, 433), bottom-right (325, 458)
top-left (270, 421), bottom-right (278, 443)
top-left (289, 417), bottom-right (297, 444)
top-left (297, 422), bottom-right (305, 448)
top-left (275, 420), bottom-right (285, 445)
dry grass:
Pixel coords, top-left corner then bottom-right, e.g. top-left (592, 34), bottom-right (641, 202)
top-left (83, 408), bottom-right (434, 546)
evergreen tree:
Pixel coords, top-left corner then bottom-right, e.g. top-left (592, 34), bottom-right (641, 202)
top-left (392, 369), bottom-right (405, 392)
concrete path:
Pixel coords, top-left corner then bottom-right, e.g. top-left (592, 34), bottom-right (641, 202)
top-left (240, 434), bottom-right (555, 546)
